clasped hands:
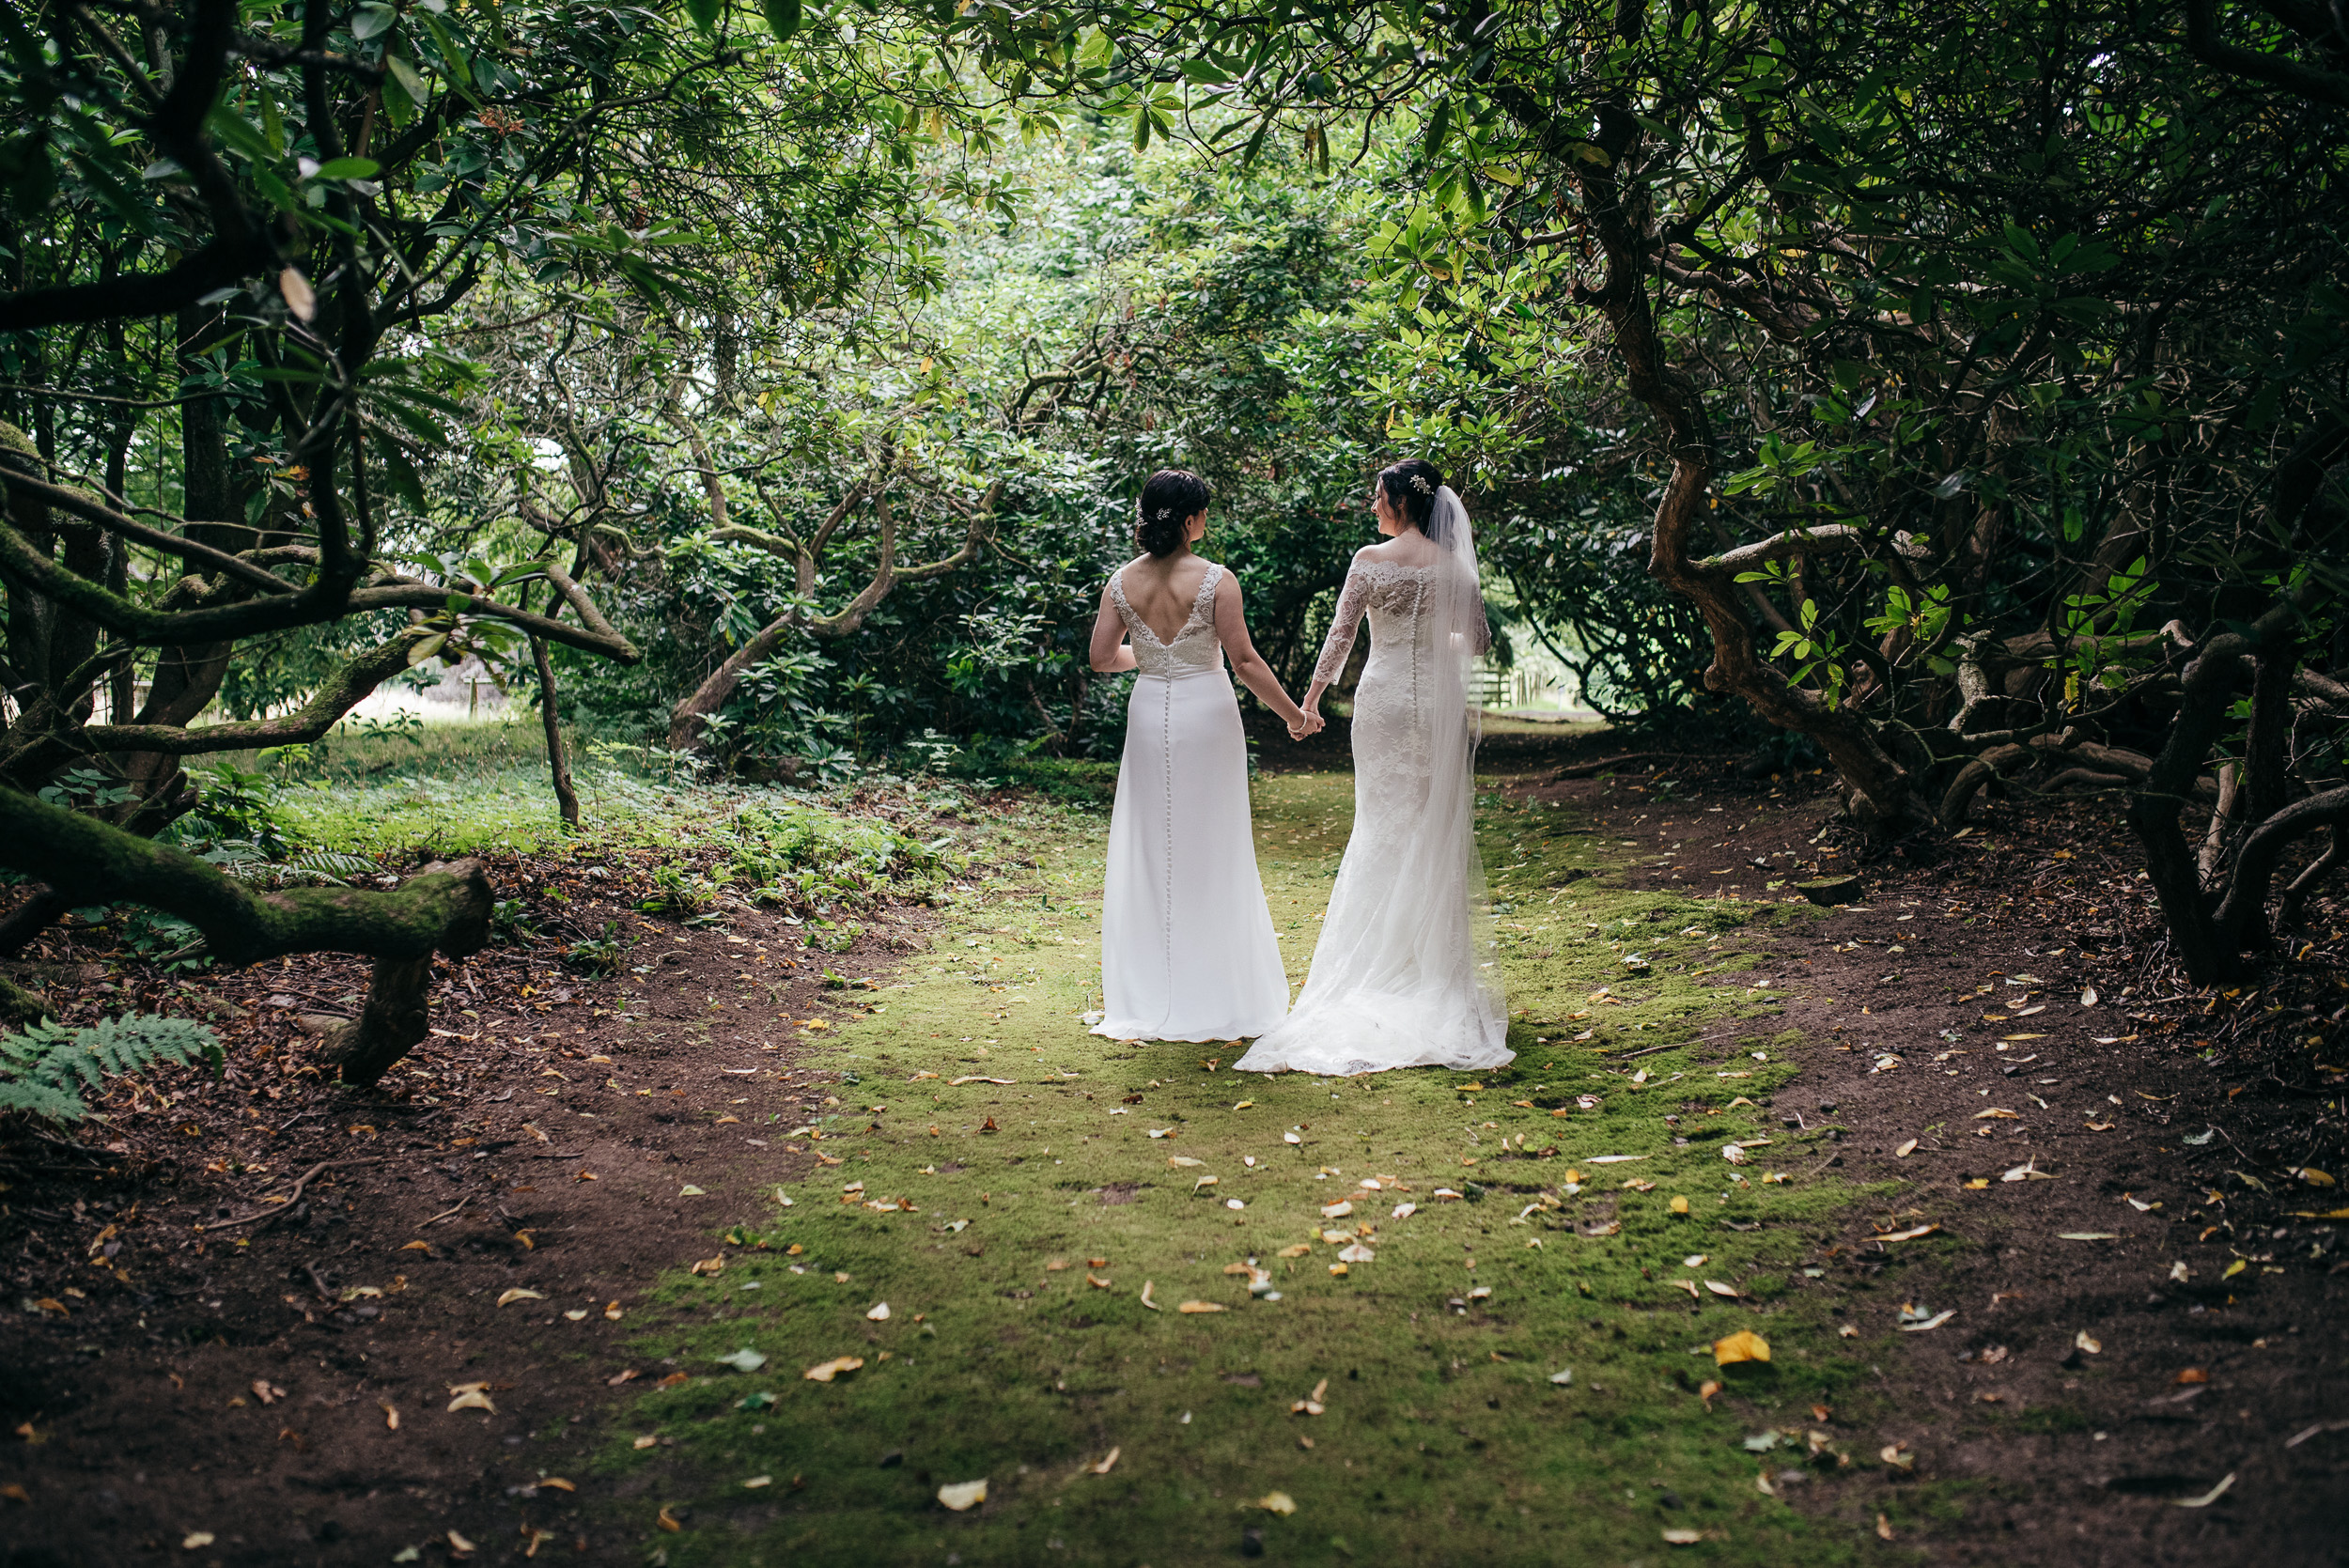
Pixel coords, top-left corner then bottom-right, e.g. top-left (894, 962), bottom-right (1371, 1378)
top-left (1286, 708), bottom-right (1326, 741)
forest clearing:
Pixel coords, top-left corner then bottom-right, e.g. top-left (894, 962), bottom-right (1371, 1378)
top-left (2, 0), bottom-right (2345, 1561)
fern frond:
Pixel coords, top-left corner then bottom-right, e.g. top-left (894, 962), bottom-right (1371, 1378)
top-left (0, 1013), bottom-right (224, 1124)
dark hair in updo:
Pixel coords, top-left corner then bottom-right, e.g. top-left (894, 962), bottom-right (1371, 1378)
top-left (1136, 469), bottom-right (1211, 557)
top-left (1378, 458), bottom-right (1446, 539)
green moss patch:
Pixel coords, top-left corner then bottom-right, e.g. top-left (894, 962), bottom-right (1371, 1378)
top-left (599, 769), bottom-right (1903, 1564)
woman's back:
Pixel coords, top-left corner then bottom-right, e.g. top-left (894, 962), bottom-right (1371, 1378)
top-left (1109, 558), bottom-right (1224, 677)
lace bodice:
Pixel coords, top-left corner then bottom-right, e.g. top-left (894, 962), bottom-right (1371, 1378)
top-left (1110, 563), bottom-right (1226, 677)
top-left (1311, 557), bottom-right (1491, 687)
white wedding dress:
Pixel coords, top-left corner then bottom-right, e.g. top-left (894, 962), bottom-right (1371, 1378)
top-left (1092, 563), bottom-right (1290, 1043)
top-left (1237, 489), bottom-right (1509, 1075)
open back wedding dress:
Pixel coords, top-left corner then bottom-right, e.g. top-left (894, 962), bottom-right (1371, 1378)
top-left (1237, 488), bottom-right (1508, 1074)
top-left (1092, 563), bottom-right (1290, 1043)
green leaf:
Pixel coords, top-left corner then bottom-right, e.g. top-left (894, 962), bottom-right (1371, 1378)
top-left (760, 0), bottom-right (801, 40)
top-left (313, 157), bottom-right (381, 180)
top-left (417, 13), bottom-right (474, 86)
top-left (684, 0), bottom-right (723, 36)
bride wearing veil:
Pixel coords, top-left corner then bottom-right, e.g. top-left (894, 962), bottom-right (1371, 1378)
top-left (1237, 459), bottom-right (1510, 1076)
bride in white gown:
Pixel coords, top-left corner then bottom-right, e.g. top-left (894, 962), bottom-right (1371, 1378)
top-left (1087, 469), bottom-right (1320, 1044)
top-left (1237, 460), bottom-right (1509, 1076)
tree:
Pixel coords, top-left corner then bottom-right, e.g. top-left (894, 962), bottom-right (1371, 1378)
top-left (0, 0), bottom-right (941, 1073)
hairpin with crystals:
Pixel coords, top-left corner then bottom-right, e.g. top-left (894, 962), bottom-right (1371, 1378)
top-left (1408, 474), bottom-right (1434, 494)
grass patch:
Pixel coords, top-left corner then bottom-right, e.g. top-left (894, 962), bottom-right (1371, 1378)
top-left (594, 768), bottom-right (1904, 1564)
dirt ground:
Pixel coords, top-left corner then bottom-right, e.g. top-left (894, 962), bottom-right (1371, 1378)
top-left (1, 726), bottom-right (2343, 1566)
top-left (1462, 726), bottom-right (2348, 1566)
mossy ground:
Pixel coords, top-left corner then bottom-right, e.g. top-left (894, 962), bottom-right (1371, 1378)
top-left (592, 764), bottom-right (1910, 1566)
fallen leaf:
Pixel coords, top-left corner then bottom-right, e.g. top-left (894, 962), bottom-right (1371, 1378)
top-left (1140, 1281), bottom-right (1159, 1310)
top-left (1713, 1330), bottom-right (1770, 1366)
top-left (445, 1385), bottom-right (496, 1414)
top-left (2174, 1472), bottom-right (2234, 1508)
top-left (604, 1301), bottom-right (624, 1320)
top-left (1661, 1527), bottom-right (1703, 1545)
top-left (1973, 1108), bottom-right (2021, 1120)
top-left (2176, 1367), bottom-right (2208, 1384)
top-left (250, 1380), bottom-right (284, 1405)
top-left (398, 1240), bottom-right (430, 1252)
top-left (447, 1529), bottom-right (476, 1553)
top-left (1879, 1443), bottom-right (1916, 1471)
top-left (497, 1288), bottom-right (546, 1308)
top-left (690, 1256), bottom-right (725, 1276)
top-left (2075, 1330), bottom-right (2101, 1354)
top-left (1673, 1279), bottom-right (1701, 1299)
top-left (1703, 1280), bottom-right (1742, 1298)
top-left (182, 1532), bottom-right (216, 1549)
top-left (380, 1401), bottom-right (399, 1429)
top-left (1898, 1309), bottom-right (1955, 1332)
top-left (2060, 1232), bottom-right (2123, 1241)
top-left (1321, 1200), bottom-right (1355, 1219)
top-left (802, 1357), bottom-right (864, 1383)
top-left (1177, 1300), bottom-right (1227, 1313)
top-left (866, 1302), bottom-right (891, 1321)
top-left (1090, 1447), bottom-right (1120, 1475)
top-left (540, 1477), bottom-right (576, 1493)
top-left (1698, 1379), bottom-right (1719, 1405)
top-left (1894, 1139), bottom-right (1919, 1157)
top-left (1168, 1155), bottom-right (1204, 1168)
top-left (1253, 1491), bottom-right (1298, 1515)
top-left (1276, 1244), bottom-right (1313, 1258)
top-left (1550, 1369), bottom-right (1574, 1386)
top-left (1878, 1224), bottom-right (1940, 1242)
top-left (2001, 1160), bottom-right (2056, 1182)
top-left (1876, 1513), bottom-right (1894, 1541)
top-left (716, 1348), bottom-right (768, 1373)
top-left (656, 1507), bottom-right (682, 1532)
top-left (938, 1479), bottom-right (988, 1511)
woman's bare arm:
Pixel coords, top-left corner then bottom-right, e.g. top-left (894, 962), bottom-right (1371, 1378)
top-left (1213, 574), bottom-right (1317, 734)
top-left (1089, 580), bottom-right (1136, 673)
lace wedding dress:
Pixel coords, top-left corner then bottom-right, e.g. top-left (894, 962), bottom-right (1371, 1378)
top-left (1092, 563), bottom-right (1290, 1043)
top-left (1237, 489), bottom-right (1509, 1075)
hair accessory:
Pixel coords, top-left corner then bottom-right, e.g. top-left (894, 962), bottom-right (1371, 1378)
top-left (1155, 507), bottom-right (1174, 520)
top-left (1408, 474), bottom-right (1433, 494)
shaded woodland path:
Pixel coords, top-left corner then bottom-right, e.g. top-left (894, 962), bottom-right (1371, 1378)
top-left (0, 726), bottom-right (2340, 1566)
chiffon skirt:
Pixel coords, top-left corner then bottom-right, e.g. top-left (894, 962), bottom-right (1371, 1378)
top-left (1093, 668), bottom-right (1288, 1042)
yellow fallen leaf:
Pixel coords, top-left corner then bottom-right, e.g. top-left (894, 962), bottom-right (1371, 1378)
top-left (447, 1529), bottom-right (476, 1553)
top-left (1328, 1263), bottom-right (1348, 1276)
top-left (1090, 1447), bottom-right (1120, 1475)
top-left (803, 1356), bottom-right (864, 1382)
top-left (1254, 1491), bottom-right (1297, 1514)
top-left (1233, 1100), bottom-right (1253, 1110)
top-left (1168, 1156), bottom-right (1204, 1168)
top-left (1876, 1513), bottom-right (1894, 1541)
top-left (2222, 1259), bottom-right (2247, 1280)
top-left (1670, 1196), bottom-right (1690, 1215)
top-left (1894, 1140), bottom-right (1918, 1157)
top-left (2075, 1330), bottom-right (2100, 1354)
top-left (398, 1240), bottom-right (430, 1252)
top-left (1672, 1279), bottom-right (1700, 1299)
top-left (379, 1401), bottom-right (398, 1430)
top-left (1139, 1281), bottom-right (1159, 1311)
top-left (604, 1301), bottom-right (624, 1320)
top-left (938, 1479), bottom-right (988, 1511)
top-left (182, 1532), bottom-right (216, 1549)
top-left (1712, 1330), bottom-right (1770, 1366)
top-left (656, 1506), bottom-right (683, 1532)
top-left (446, 1385), bottom-right (496, 1414)
top-left (1177, 1300), bottom-right (1227, 1313)
top-left (1703, 1280), bottom-right (1741, 1298)
top-left (1662, 1527), bottom-right (1704, 1545)
top-left (1973, 1108), bottom-right (2021, 1120)
top-left (539, 1477), bottom-right (576, 1492)
top-left (497, 1288), bottom-right (546, 1308)
top-left (1276, 1244), bottom-right (1312, 1258)
top-left (690, 1256), bottom-right (725, 1276)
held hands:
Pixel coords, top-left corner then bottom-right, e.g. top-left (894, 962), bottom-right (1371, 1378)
top-left (1286, 707), bottom-right (1325, 741)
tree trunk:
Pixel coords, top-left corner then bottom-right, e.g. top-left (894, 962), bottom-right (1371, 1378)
top-left (322, 955), bottom-right (436, 1087)
top-left (530, 632), bottom-right (580, 829)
